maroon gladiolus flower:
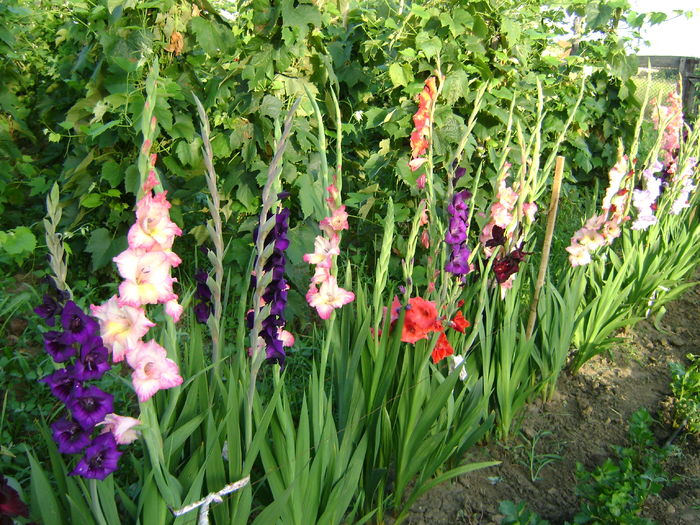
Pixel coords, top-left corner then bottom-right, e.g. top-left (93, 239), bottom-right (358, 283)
top-left (70, 433), bottom-right (122, 480)
top-left (67, 386), bottom-right (114, 430)
top-left (51, 417), bottom-right (91, 454)
top-left (0, 475), bottom-right (29, 519)
top-left (493, 247), bottom-right (529, 284)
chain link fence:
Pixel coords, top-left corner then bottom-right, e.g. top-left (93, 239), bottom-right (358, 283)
top-left (634, 56), bottom-right (699, 117)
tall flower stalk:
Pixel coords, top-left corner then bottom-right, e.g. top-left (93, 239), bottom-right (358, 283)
top-left (246, 97), bottom-right (301, 447)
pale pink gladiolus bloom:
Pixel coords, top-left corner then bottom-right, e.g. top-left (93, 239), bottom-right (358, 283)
top-left (523, 202), bottom-right (537, 222)
top-left (490, 202), bottom-right (513, 228)
top-left (164, 299), bottom-right (183, 323)
top-left (128, 340), bottom-right (183, 403)
top-left (278, 328), bottom-right (295, 347)
top-left (114, 249), bottom-right (177, 307)
top-left (307, 275), bottom-right (355, 320)
top-left (311, 266), bottom-right (330, 285)
top-left (303, 235), bottom-right (340, 267)
top-left (573, 228), bottom-right (605, 250)
top-left (602, 157), bottom-right (628, 210)
top-left (409, 157), bottom-right (428, 172)
top-left (566, 243), bottom-right (592, 267)
top-left (99, 414), bottom-right (141, 445)
top-left (602, 220), bottom-right (621, 243)
top-left (128, 191), bottom-right (182, 251)
top-left (91, 296), bottom-right (155, 362)
top-left (497, 186), bottom-right (518, 209)
top-left (320, 205), bottom-right (349, 234)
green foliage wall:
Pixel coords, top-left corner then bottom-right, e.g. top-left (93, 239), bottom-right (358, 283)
top-left (0, 0), bottom-right (666, 277)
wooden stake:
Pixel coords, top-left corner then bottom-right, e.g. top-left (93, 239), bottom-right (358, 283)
top-left (526, 156), bottom-right (565, 340)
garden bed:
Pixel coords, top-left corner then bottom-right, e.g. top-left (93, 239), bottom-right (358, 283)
top-left (406, 279), bottom-right (700, 525)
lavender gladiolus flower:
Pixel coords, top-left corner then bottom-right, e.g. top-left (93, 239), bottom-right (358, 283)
top-left (70, 433), bottom-right (122, 480)
top-left (51, 417), bottom-right (91, 454)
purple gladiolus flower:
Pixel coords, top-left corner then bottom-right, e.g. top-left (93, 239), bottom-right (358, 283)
top-left (43, 330), bottom-right (77, 363)
top-left (70, 433), bottom-right (122, 480)
top-left (67, 385), bottom-right (114, 430)
top-left (34, 294), bottom-right (62, 326)
top-left (61, 301), bottom-right (99, 345)
top-left (444, 190), bottom-right (473, 280)
top-left (41, 367), bottom-right (82, 403)
top-left (51, 417), bottom-right (91, 454)
top-left (194, 301), bottom-right (211, 324)
top-left (74, 338), bottom-right (111, 381)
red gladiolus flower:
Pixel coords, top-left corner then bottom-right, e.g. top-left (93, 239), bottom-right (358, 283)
top-left (451, 311), bottom-right (470, 333)
top-left (431, 332), bottom-right (454, 364)
top-left (400, 297), bottom-right (441, 343)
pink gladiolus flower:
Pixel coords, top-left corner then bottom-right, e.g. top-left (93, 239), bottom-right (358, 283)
top-left (90, 296), bottom-right (155, 362)
top-left (164, 299), bottom-right (183, 323)
top-left (303, 235), bottom-right (340, 267)
top-left (421, 229), bottom-right (430, 249)
top-left (320, 205), bottom-right (349, 234)
top-left (127, 340), bottom-right (183, 403)
top-left (114, 249), bottom-right (178, 307)
top-left (307, 276), bottom-right (355, 320)
top-left (497, 186), bottom-right (518, 209)
top-left (416, 173), bottom-right (427, 189)
top-left (128, 191), bottom-right (182, 251)
top-left (566, 243), bottom-right (592, 267)
top-left (523, 202), bottom-right (537, 222)
top-left (490, 203), bottom-right (513, 229)
top-left (278, 328), bottom-right (295, 347)
top-left (99, 414), bottom-right (141, 445)
top-left (573, 228), bottom-right (605, 250)
top-left (409, 158), bottom-right (428, 172)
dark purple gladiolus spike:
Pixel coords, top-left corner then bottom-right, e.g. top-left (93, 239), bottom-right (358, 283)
top-left (70, 433), bottom-right (122, 480)
top-left (250, 202), bottom-right (291, 367)
top-left (35, 294), bottom-right (61, 326)
top-left (74, 338), bottom-right (111, 381)
top-left (61, 301), bottom-right (98, 345)
top-left (41, 367), bottom-right (82, 403)
top-left (194, 301), bottom-right (211, 324)
top-left (51, 417), bottom-right (91, 454)
top-left (277, 191), bottom-right (290, 200)
top-left (43, 330), bottom-right (77, 363)
top-left (455, 166), bottom-right (467, 181)
top-left (0, 474), bottom-right (29, 518)
top-left (67, 386), bottom-right (114, 431)
top-left (194, 269), bottom-right (208, 283)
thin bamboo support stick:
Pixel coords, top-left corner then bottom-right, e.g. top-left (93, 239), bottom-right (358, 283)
top-left (526, 156), bottom-right (565, 340)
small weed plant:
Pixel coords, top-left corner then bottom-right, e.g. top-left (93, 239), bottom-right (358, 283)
top-left (668, 354), bottom-right (700, 435)
top-left (574, 409), bottom-right (670, 525)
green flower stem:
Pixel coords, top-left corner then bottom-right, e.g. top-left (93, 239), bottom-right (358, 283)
top-left (89, 479), bottom-right (108, 525)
